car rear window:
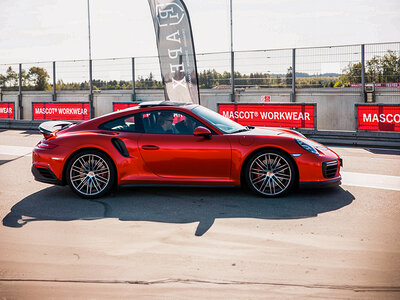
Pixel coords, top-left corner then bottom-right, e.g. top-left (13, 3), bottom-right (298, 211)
top-left (99, 114), bottom-right (139, 132)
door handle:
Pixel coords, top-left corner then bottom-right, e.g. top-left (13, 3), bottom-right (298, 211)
top-left (141, 145), bottom-right (160, 150)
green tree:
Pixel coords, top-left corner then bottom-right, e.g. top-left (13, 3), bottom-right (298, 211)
top-left (380, 50), bottom-right (400, 82)
top-left (334, 80), bottom-right (344, 87)
top-left (0, 74), bottom-right (6, 87)
top-left (20, 69), bottom-right (29, 87)
top-left (28, 67), bottom-right (50, 90)
top-left (5, 67), bottom-right (18, 87)
top-left (341, 62), bottom-right (361, 84)
top-left (340, 50), bottom-right (400, 85)
top-left (366, 57), bottom-right (381, 83)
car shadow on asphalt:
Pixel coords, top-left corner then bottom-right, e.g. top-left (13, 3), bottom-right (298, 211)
top-left (2, 185), bottom-right (354, 236)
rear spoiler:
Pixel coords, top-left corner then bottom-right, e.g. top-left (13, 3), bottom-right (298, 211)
top-left (39, 121), bottom-right (73, 139)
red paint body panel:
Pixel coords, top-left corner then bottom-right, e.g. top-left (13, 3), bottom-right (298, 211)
top-left (138, 134), bottom-right (231, 179)
top-left (32, 104), bottom-right (341, 189)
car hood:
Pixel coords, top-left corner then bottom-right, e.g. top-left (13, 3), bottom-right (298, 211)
top-left (234, 127), bottom-right (304, 138)
top-left (232, 126), bottom-right (329, 149)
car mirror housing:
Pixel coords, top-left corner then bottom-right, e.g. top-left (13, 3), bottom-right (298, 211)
top-left (193, 126), bottom-right (212, 139)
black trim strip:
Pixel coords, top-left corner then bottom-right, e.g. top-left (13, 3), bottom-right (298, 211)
top-left (299, 177), bottom-right (341, 189)
top-left (31, 166), bottom-right (63, 185)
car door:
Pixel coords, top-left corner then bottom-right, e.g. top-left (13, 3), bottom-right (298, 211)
top-left (98, 113), bottom-right (144, 175)
top-left (137, 109), bottom-right (232, 180)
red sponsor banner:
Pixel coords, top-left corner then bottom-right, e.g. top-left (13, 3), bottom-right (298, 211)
top-left (32, 102), bottom-right (90, 120)
top-left (218, 103), bottom-right (315, 129)
top-left (357, 105), bottom-right (400, 132)
top-left (113, 102), bottom-right (139, 112)
top-left (0, 102), bottom-right (14, 119)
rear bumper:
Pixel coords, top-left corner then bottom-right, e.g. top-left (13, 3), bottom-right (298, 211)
top-left (31, 165), bottom-right (63, 185)
top-left (299, 176), bottom-right (342, 189)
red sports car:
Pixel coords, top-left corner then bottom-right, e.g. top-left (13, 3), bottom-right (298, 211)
top-left (32, 101), bottom-right (342, 198)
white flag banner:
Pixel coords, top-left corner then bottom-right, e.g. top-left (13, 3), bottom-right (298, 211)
top-left (148, 0), bottom-right (200, 104)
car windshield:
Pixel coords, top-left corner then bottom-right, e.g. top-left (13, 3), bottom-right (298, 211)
top-left (192, 106), bottom-right (247, 134)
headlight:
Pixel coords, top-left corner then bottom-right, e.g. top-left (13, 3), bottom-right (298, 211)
top-left (295, 138), bottom-right (319, 155)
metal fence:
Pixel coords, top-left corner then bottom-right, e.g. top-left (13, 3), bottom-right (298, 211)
top-left (0, 42), bottom-right (399, 95)
top-left (295, 45), bottom-right (361, 90)
top-left (364, 43), bottom-right (400, 91)
top-left (235, 48), bottom-right (292, 89)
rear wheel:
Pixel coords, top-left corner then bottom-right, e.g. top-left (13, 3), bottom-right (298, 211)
top-left (245, 149), bottom-right (295, 197)
top-left (66, 150), bottom-right (115, 199)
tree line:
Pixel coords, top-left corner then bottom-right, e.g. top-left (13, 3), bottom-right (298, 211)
top-left (0, 66), bottom-right (51, 90)
top-left (335, 50), bottom-right (400, 87)
top-left (1, 51), bottom-right (399, 91)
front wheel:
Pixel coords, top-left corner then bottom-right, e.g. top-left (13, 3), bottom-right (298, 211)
top-left (66, 150), bottom-right (115, 199)
top-left (245, 150), bottom-right (296, 197)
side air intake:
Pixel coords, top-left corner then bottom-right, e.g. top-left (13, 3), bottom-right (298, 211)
top-left (111, 138), bottom-right (130, 157)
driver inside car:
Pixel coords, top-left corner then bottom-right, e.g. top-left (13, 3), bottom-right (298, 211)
top-left (150, 112), bottom-right (178, 134)
top-left (176, 116), bottom-right (198, 134)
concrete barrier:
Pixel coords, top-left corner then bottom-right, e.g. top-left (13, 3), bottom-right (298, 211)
top-left (1, 88), bottom-right (399, 147)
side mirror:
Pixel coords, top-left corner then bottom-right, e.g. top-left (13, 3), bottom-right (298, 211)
top-left (193, 126), bottom-right (212, 139)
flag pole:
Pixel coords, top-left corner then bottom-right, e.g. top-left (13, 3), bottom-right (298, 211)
top-left (230, 0), bottom-right (235, 102)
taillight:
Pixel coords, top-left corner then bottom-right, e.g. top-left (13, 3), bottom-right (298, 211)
top-left (36, 141), bottom-right (58, 150)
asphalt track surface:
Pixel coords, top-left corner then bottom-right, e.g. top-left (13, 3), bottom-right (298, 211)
top-left (0, 130), bottom-right (399, 299)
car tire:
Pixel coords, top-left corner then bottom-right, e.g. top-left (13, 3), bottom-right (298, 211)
top-left (245, 149), bottom-right (296, 197)
top-left (66, 149), bottom-right (115, 199)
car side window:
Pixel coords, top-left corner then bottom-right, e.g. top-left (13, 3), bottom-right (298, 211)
top-left (141, 110), bottom-right (202, 135)
top-left (99, 114), bottom-right (138, 132)
top-left (174, 114), bottom-right (202, 135)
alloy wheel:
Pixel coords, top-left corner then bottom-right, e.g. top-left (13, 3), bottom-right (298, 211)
top-left (69, 154), bottom-right (111, 197)
top-left (248, 152), bottom-right (293, 196)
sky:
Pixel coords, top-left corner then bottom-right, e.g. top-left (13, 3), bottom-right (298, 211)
top-left (0, 0), bottom-right (399, 65)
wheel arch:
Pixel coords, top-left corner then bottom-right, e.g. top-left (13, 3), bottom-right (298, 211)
top-left (240, 146), bottom-right (300, 188)
top-left (62, 146), bottom-right (118, 186)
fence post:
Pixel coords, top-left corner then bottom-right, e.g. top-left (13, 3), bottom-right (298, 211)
top-left (89, 59), bottom-right (94, 118)
top-left (52, 61), bottom-right (57, 101)
top-left (131, 57), bottom-right (136, 101)
top-left (18, 63), bottom-right (23, 119)
top-left (231, 51), bottom-right (235, 102)
top-left (361, 44), bottom-right (365, 102)
top-left (291, 48), bottom-right (296, 102)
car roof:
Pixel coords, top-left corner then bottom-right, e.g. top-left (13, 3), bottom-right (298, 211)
top-left (61, 101), bottom-right (202, 133)
top-left (138, 101), bottom-right (195, 108)
top-left (97, 101), bottom-right (197, 119)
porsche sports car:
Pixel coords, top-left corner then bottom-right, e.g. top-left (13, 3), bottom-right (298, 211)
top-left (32, 101), bottom-right (342, 199)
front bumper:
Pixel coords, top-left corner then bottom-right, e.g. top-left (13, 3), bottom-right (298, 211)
top-left (299, 176), bottom-right (342, 189)
top-left (292, 144), bottom-right (342, 182)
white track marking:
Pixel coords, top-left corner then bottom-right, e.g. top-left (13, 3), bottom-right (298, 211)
top-left (0, 145), bottom-right (33, 156)
top-left (341, 171), bottom-right (400, 191)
